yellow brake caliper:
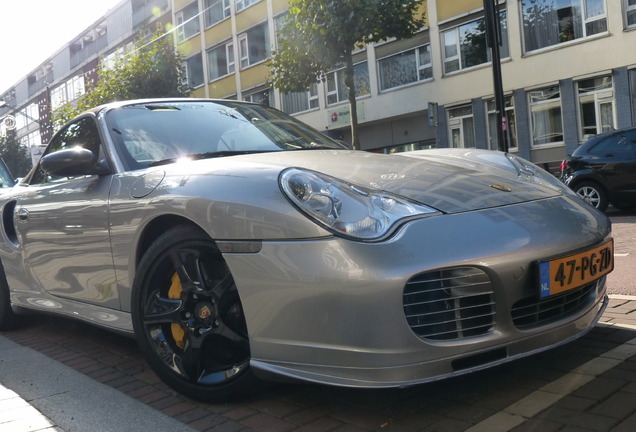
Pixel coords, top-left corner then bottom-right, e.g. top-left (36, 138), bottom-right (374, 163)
top-left (168, 273), bottom-right (186, 350)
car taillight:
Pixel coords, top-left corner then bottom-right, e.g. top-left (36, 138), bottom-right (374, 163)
top-left (560, 160), bottom-right (567, 174)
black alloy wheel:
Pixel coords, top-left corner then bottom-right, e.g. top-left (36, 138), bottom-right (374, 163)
top-left (132, 225), bottom-right (255, 401)
top-left (573, 181), bottom-right (608, 212)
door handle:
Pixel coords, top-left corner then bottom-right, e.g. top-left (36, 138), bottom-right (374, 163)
top-left (17, 208), bottom-right (29, 221)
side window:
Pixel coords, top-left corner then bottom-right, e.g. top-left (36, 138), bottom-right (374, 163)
top-left (589, 132), bottom-right (636, 156)
top-left (30, 117), bottom-right (102, 185)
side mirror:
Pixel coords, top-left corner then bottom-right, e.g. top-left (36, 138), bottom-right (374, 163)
top-left (40, 147), bottom-right (107, 177)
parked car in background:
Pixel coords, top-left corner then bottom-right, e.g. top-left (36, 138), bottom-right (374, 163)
top-left (0, 99), bottom-right (613, 402)
top-left (560, 126), bottom-right (636, 212)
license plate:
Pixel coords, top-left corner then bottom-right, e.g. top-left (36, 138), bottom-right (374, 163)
top-left (538, 240), bottom-right (613, 298)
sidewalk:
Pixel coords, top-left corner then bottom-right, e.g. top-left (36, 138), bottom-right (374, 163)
top-left (1, 294), bottom-right (635, 432)
top-left (0, 334), bottom-right (195, 432)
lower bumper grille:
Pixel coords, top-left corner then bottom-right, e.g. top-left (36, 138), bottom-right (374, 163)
top-left (403, 267), bottom-right (495, 341)
top-left (511, 277), bottom-right (604, 329)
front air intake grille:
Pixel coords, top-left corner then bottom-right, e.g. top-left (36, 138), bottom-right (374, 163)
top-left (511, 280), bottom-right (599, 329)
top-left (403, 267), bottom-right (495, 341)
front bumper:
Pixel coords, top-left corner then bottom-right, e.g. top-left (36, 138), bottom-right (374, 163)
top-left (223, 196), bottom-right (611, 387)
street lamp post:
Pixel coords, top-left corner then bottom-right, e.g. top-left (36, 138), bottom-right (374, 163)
top-left (483, 0), bottom-right (509, 153)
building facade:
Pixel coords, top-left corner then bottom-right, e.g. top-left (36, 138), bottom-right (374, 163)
top-left (2, 0), bottom-right (636, 174)
top-left (0, 0), bottom-right (172, 164)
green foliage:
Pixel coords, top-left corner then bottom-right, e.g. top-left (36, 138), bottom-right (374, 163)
top-left (0, 133), bottom-right (32, 178)
top-left (53, 29), bottom-right (190, 129)
top-left (269, 0), bottom-right (425, 148)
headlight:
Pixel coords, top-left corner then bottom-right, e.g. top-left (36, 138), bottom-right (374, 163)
top-left (279, 168), bottom-right (440, 241)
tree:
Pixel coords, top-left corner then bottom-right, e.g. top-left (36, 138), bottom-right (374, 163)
top-left (269, 0), bottom-right (425, 149)
top-left (54, 29), bottom-right (190, 128)
top-left (0, 133), bottom-right (32, 178)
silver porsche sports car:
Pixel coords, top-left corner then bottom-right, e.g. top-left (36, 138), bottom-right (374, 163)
top-left (0, 99), bottom-right (613, 401)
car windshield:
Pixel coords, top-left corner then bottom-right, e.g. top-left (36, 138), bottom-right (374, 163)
top-left (106, 101), bottom-right (346, 169)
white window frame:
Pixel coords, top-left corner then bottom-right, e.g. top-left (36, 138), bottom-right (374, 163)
top-left (205, 0), bottom-right (231, 28)
top-left (577, 76), bottom-right (615, 140)
top-left (625, 0), bottom-right (636, 28)
top-left (238, 34), bottom-right (249, 69)
top-left (282, 84), bottom-right (319, 114)
top-left (442, 11), bottom-right (508, 74)
top-left (528, 86), bottom-right (564, 148)
top-left (207, 41), bottom-right (235, 80)
top-left (237, 23), bottom-right (269, 69)
top-left (521, 0), bottom-right (607, 53)
top-left (447, 105), bottom-right (475, 149)
top-left (175, 3), bottom-right (200, 44)
top-left (243, 88), bottom-right (270, 105)
top-left (378, 44), bottom-right (432, 92)
top-left (325, 62), bottom-right (370, 106)
top-left (236, 0), bottom-right (259, 13)
top-left (176, 12), bottom-right (185, 42)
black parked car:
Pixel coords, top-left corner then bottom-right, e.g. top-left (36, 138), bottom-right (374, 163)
top-left (560, 126), bottom-right (636, 212)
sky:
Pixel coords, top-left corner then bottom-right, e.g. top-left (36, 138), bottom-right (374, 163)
top-left (0, 0), bottom-right (123, 94)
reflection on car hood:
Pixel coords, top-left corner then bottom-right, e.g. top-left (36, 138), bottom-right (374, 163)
top-left (168, 149), bottom-right (564, 214)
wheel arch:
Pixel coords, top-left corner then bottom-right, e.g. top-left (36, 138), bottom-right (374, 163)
top-left (134, 215), bottom-right (210, 269)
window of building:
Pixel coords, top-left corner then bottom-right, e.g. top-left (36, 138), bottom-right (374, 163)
top-left (326, 62), bottom-right (370, 105)
top-left (521, 0), bottom-right (607, 53)
top-left (176, 2), bottom-right (200, 43)
top-left (22, 130), bottom-right (42, 162)
top-left (238, 23), bottom-right (269, 69)
top-left (236, 0), bottom-right (259, 12)
top-left (205, 0), bottom-right (231, 27)
top-left (625, 0), bottom-right (636, 28)
top-left (186, 54), bottom-right (204, 88)
top-left (243, 89), bottom-right (270, 106)
top-left (447, 105), bottom-right (476, 148)
top-left (282, 84), bottom-right (319, 114)
top-left (529, 86), bottom-right (563, 147)
top-left (577, 76), bottom-right (614, 139)
top-left (486, 97), bottom-right (518, 151)
top-left (15, 103), bottom-right (40, 130)
top-left (378, 45), bottom-right (432, 91)
top-left (51, 75), bottom-right (86, 110)
top-left (442, 11), bottom-right (509, 74)
top-left (207, 41), bottom-right (235, 80)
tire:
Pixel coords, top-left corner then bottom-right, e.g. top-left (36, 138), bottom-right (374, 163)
top-left (0, 264), bottom-right (17, 331)
top-left (132, 225), bottom-right (256, 402)
top-left (573, 181), bottom-right (608, 212)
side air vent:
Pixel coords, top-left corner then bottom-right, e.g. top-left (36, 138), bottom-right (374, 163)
top-left (2, 200), bottom-right (18, 245)
top-left (403, 267), bottom-right (495, 341)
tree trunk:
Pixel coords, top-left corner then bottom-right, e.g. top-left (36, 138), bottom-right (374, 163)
top-left (344, 49), bottom-right (360, 150)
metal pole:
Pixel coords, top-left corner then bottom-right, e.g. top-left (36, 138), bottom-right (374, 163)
top-left (484, 0), bottom-right (508, 152)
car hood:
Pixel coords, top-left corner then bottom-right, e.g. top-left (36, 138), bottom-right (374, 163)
top-left (169, 148), bottom-right (566, 215)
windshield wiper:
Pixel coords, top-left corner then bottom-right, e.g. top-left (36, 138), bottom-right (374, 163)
top-left (149, 150), bottom-right (274, 166)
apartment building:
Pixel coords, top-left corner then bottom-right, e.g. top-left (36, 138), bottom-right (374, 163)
top-left (177, 0), bottom-right (636, 172)
top-left (2, 0), bottom-right (636, 173)
top-left (0, 0), bottom-right (172, 163)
